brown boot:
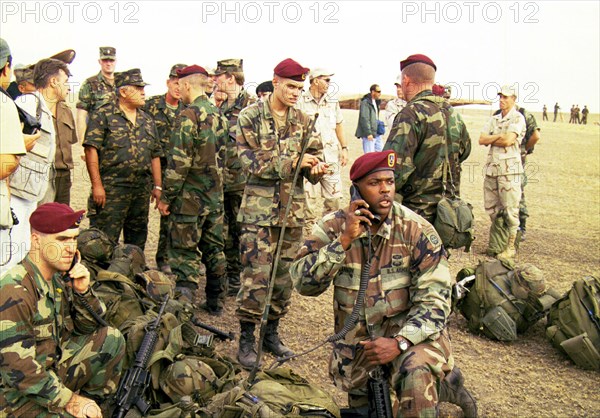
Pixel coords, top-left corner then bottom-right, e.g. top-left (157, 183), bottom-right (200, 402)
top-left (497, 232), bottom-right (517, 262)
top-left (263, 319), bottom-right (294, 358)
top-left (439, 367), bottom-right (478, 418)
top-left (237, 321), bottom-right (260, 370)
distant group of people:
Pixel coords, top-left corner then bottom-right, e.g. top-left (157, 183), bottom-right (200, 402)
top-left (544, 103), bottom-right (590, 124)
top-left (4, 32), bottom-right (551, 416)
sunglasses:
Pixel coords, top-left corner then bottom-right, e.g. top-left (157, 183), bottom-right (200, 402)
top-left (319, 77), bottom-right (331, 83)
top-left (374, 90), bottom-right (382, 93)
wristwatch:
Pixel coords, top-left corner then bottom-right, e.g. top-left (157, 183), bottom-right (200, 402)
top-left (393, 334), bottom-right (410, 353)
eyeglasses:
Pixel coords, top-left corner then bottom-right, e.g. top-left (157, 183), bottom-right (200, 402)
top-left (374, 90), bottom-right (382, 93)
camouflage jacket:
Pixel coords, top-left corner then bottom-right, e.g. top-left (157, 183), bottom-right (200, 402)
top-left (143, 94), bottom-right (184, 162)
top-left (236, 99), bottom-right (324, 227)
top-left (0, 256), bottom-right (106, 413)
top-left (76, 72), bottom-right (116, 112)
top-left (290, 202), bottom-right (451, 386)
top-left (220, 89), bottom-right (256, 192)
top-left (384, 91), bottom-right (471, 222)
top-left (83, 102), bottom-right (162, 186)
top-left (481, 105), bottom-right (525, 177)
top-left (493, 106), bottom-right (539, 161)
top-left (160, 94), bottom-right (229, 216)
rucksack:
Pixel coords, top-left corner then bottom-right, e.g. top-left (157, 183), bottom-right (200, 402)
top-left (457, 260), bottom-right (559, 341)
top-left (546, 276), bottom-right (600, 370)
top-left (434, 196), bottom-right (474, 251)
top-left (200, 367), bottom-right (341, 418)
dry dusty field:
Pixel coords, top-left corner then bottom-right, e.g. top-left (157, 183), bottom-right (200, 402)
top-left (69, 107), bottom-right (599, 417)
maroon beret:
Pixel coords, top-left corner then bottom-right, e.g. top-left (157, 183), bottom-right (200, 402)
top-left (30, 203), bottom-right (85, 234)
top-left (432, 84), bottom-right (445, 96)
top-left (273, 58), bottom-right (309, 82)
top-left (176, 64), bottom-right (208, 78)
top-left (350, 150), bottom-right (397, 182)
top-left (400, 54), bottom-right (437, 71)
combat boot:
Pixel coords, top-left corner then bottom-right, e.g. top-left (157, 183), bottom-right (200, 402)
top-left (263, 319), bottom-right (294, 358)
top-left (497, 232), bottom-right (517, 262)
top-left (238, 321), bottom-right (261, 370)
top-left (439, 367), bottom-right (478, 418)
top-left (227, 275), bottom-right (241, 297)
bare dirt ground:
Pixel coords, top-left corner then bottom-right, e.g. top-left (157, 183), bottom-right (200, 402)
top-left (70, 108), bottom-right (599, 417)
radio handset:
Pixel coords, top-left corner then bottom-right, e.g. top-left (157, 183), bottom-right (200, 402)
top-left (350, 184), bottom-right (381, 225)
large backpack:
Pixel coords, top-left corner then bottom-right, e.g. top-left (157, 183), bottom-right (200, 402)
top-left (457, 260), bottom-right (559, 341)
top-left (200, 368), bottom-right (341, 418)
top-left (546, 276), bottom-right (600, 370)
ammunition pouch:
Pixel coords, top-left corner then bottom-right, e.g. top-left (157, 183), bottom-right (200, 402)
top-left (481, 306), bottom-right (517, 341)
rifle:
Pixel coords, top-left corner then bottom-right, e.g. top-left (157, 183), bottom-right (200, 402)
top-left (366, 324), bottom-right (393, 418)
top-left (112, 295), bottom-right (169, 418)
top-left (191, 317), bottom-right (235, 341)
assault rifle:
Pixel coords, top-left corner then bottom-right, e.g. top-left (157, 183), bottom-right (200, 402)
top-left (191, 317), bottom-right (235, 341)
top-left (112, 295), bottom-right (169, 418)
top-left (367, 324), bottom-right (393, 418)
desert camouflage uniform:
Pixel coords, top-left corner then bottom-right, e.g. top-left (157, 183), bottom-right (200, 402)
top-left (160, 94), bottom-right (229, 306)
top-left (384, 91), bottom-right (471, 224)
top-left (0, 256), bottom-right (126, 416)
top-left (144, 94), bottom-right (185, 267)
top-left (76, 72), bottom-right (116, 112)
top-left (83, 102), bottom-right (161, 250)
top-left (296, 88), bottom-right (344, 224)
top-left (235, 100), bottom-right (323, 322)
top-left (290, 202), bottom-right (453, 417)
top-left (220, 89), bottom-right (256, 291)
top-left (481, 105), bottom-right (525, 245)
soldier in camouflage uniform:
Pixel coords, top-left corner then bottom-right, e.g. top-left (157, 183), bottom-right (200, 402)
top-left (479, 85), bottom-right (526, 261)
top-left (493, 105), bottom-right (540, 242)
top-left (291, 151), bottom-right (475, 417)
top-left (157, 65), bottom-right (229, 315)
top-left (214, 58), bottom-right (257, 296)
top-left (384, 54), bottom-right (471, 225)
top-left (76, 46), bottom-right (117, 144)
top-left (235, 58), bottom-right (327, 369)
top-left (83, 68), bottom-right (162, 250)
top-left (0, 203), bottom-right (125, 417)
top-left (143, 63), bottom-right (187, 272)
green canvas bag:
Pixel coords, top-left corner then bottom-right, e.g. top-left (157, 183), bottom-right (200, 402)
top-left (546, 276), bottom-right (600, 370)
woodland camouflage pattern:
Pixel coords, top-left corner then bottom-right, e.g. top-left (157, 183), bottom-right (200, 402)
top-left (235, 100), bottom-right (323, 227)
top-left (235, 100), bottom-right (323, 321)
top-left (384, 91), bottom-right (471, 223)
top-left (0, 256), bottom-right (125, 416)
top-left (160, 95), bottom-right (228, 294)
top-left (76, 72), bottom-right (116, 112)
top-left (290, 202), bottom-right (453, 409)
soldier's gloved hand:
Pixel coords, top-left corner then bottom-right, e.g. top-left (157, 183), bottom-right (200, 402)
top-left (91, 184), bottom-right (106, 208)
top-left (65, 392), bottom-right (102, 418)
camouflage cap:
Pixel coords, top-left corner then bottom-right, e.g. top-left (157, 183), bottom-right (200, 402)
top-left (309, 67), bottom-right (334, 81)
top-left (169, 63), bottom-right (187, 78)
top-left (114, 68), bottom-right (148, 88)
top-left (498, 84), bottom-right (517, 98)
top-left (516, 264), bottom-right (546, 296)
top-left (50, 49), bottom-right (76, 64)
top-left (0, 37), bottom-right (11, 68)
top-left (214, 58), bottom-right (243, 75)
top-left (14, 65), bottom-right (34, 84)
top-left (99, 46), bottom-right (116, 60)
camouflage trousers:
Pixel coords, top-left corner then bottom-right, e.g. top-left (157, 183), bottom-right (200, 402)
top-left (156, 162), bottom-right (170, 267)
top-left (484, 174), bottom-right (521, 234)
top-left (519, 164), bottom-right (529, 230)
top-left (304, 176), bottom-right (342, 234)
top-left (344, 330), bottom-right (453, 418)
top-left (236, 224), bottom-right (303, 322)
top-left (87, 183), bottom-right (151, 250)
top-left (53, 168), bottom-right (72, 205)
top-left (223, 191), bottom-right (243, 283)
top-left (168, 211), bottom-right (227, 305)
top-left (1, 326), bottom-right (126, 417)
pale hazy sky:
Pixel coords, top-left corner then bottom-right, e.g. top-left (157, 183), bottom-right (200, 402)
top-left (1, 0), bottom-right (598, 111)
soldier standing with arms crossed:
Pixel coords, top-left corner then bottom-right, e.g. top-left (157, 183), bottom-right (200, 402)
top-left (235, 58), bottom-right (326, 368)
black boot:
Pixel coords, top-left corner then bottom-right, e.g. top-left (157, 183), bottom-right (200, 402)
top-left (263, 319), bottom-right (294, 358)
top-left (439, 367), bottom-right (478, 418)
top-left (238, 321), bottom-right (260, 370)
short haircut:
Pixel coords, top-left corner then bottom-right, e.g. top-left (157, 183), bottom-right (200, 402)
top-left (33, 58), bottom-right (70, 89)
top-left (401, 63), bottom-right (435, 84)
top-left (370, 84), bottom-right (380, 92)
top-left (183, 73), bottom-right (208, 88)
